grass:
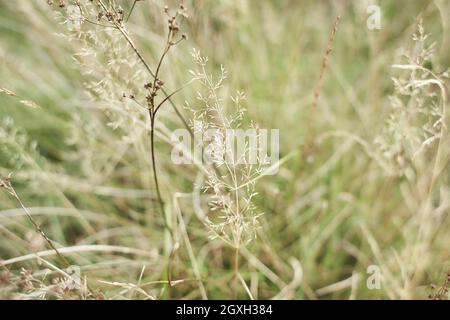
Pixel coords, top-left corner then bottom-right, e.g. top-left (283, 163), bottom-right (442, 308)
top-left (0, 0), bottom-right (449, 299)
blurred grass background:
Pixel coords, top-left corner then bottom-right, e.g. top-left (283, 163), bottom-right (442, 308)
top-left (0, 0), bottom-right (449, 299)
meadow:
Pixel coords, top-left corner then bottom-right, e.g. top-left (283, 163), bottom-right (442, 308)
top-left (0, 0), bottom-right (449, 299)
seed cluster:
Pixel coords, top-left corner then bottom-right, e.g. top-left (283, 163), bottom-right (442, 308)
top-left (144, 3), bottom-right (188, 115)
top-left (47, 0), bottom-right (67, 8)
top-left (429, 273), bottom-right (450, 300)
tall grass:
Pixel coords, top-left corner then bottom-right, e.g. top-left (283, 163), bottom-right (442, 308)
top-left (0, 0), bottom-right (449, 299)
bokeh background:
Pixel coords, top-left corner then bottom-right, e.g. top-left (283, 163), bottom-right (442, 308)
top-left (0, 0), bottom-right (449, 299)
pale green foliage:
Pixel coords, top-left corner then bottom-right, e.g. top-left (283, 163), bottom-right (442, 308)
top-left (0, 118), bottom-right (44, 172)
top-left (0, 1), bottom-right (449, 300)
